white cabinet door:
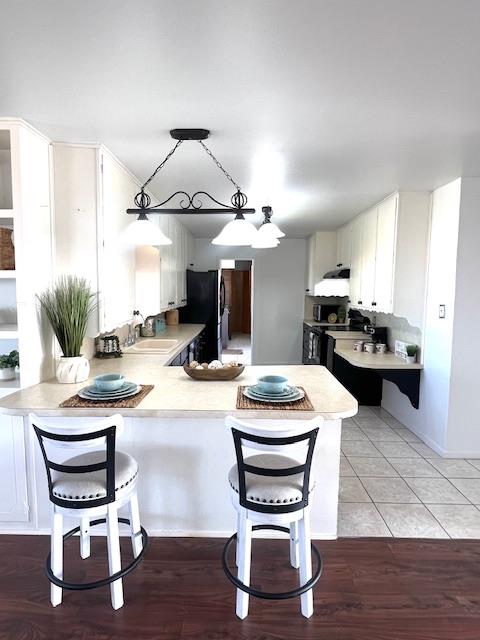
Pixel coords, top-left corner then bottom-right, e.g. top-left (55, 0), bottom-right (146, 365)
top-left (336, 223), bottom-right (352, 268)
top-left (158, 216), bottom-right (172, 311)
top-left (306, 234), bottom-right (316, 294)
top-left (360, 207), bottom-right (378, 309)
top-left (349, 215), bottom-right (364, 307)
top-left (99, 152), bottom-right (137, 331)
top-left (0, 413), bottom-right (29, 523)
top-left (374, 195), bottom-right (397, 312)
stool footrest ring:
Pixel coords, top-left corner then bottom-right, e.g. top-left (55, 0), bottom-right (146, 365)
top-left (221, 524), bottom-right (322, 600)
top-left (46, 517), bottom-right (148, 591)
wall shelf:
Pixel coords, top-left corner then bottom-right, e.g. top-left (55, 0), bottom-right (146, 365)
top-left (0, 325), bottom-right (18, 339)
top-left (0, 271), bottom-right (16, 279)
top-left (0, 378), bottom-right (20, 390)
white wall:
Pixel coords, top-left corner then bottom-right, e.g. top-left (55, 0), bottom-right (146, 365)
top-left (446, 178), bottom-right (480, 453)
top-left (382, 178), bottom-right (480, 456)
top-left (193, 238), bottom-right (306, 365)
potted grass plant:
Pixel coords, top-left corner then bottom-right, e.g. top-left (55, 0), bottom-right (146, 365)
top-left (405, 344), bottom-right (418, 364)
top-left (38, 276), bottom-right (97, 383)
top-left (0, 350), bottom-right (19, 381)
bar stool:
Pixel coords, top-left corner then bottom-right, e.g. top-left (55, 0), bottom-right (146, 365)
top-left (222, 415), bottom-right (324, 619)
top-left (30, 413), bottom-right (148, 610)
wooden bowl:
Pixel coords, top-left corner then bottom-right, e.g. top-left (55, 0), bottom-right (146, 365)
top-left (183, 363), bottom-right (245, 381)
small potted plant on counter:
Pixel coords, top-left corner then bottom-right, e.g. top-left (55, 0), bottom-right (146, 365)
top-left (405, 344), bottom-right (418, 364)
top-left (0, 350), bottom-right (19, 381)
top-left (38, 276), bottom-right (97, 383)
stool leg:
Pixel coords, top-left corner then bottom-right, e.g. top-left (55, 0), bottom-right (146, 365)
top-left (50, 506), bottom-right (63, 607)
top-left (235, 511), bottom-right (241, 567)
top-left (290, 520), bottom-right (300, 569)
top-left (298, 508), bottom-right (314, 618)
top-left (128, 493), bottom-right (143, 559)
top-left (80, 516), bottom-right (90, 559)
top-left (236, 510), bottom-right (252, 619)
top-left (106, 503), bottom-right (124, 610)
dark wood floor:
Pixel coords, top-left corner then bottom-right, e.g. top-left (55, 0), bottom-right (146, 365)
top-left (1, 535), bottom-right (480, 639)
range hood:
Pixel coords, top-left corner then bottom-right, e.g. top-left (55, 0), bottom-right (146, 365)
top-left (313, 267), bottom-right (350, 297)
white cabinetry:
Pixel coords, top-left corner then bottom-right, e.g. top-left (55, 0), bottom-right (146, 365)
top-left (305, 231), bottom-right (337, 294)
top-left (359, 207), bottom-right (378, 308)
top-left (348, 192), bottom-right (430, 327)
top-left (53, 143), bottom-right (141, 333)
top-left (0, 118), bottom-right (55, 527)
top-left (336, 223), bottom-right (352, 268)
top-left (156, 216), bottom-right (191, 313)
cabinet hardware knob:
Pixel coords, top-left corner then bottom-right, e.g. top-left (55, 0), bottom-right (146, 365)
top-left (358, 300), bottom-right (362, 305)
top-left (372, 302), bottom-right (377, 306)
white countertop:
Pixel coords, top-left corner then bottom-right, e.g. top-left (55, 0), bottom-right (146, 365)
top-left (123, 323), bottom-right (205, 365)
top-left (304, 319), bottom-right (350, 328)
top-left (0, 362), bottom-right (357, 420)
top-left (325, 330), bottom-right (366, 340)
top-left (335, 346), bottom-right (423, 370)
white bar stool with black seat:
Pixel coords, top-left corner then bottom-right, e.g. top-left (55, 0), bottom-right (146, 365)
top-left (222, 415), bottom-right (324, 619)
top-left (30, 413), bottom-right (148, 610)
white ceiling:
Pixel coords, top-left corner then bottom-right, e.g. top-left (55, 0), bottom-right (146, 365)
top-left (2, 0), bottom-right (480, 237)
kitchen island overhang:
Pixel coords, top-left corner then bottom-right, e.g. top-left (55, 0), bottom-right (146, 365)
top-left (0, 363), bottom-right (357, 539)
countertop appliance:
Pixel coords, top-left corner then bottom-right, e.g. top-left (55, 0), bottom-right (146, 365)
top-left (179, 269), bottom-right (221, 362)
top-left (348, 310), bottom-right (388, 344)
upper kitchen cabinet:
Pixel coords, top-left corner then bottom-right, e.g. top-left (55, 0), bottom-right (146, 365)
top-left (305, 231), bottom-right (337, 294)
top-left (336, 222), bottom-right (352, 268)
top-left (348, 192), bottom-right (430, 328)
top-left (53, 143), bottom-right (142, 333)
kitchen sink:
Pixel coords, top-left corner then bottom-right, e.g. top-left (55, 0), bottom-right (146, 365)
top-left (126, 339), bottom-right (180, 354)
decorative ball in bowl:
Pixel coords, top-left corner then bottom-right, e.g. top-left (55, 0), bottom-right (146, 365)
top-left (183, 362), bottom-right (245, 381)
top-left (256, 375), bottom-right (288, 394)
top-left (93, 373), bottom-right (125, 391)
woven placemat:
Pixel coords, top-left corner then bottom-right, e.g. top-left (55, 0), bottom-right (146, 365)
top-left (59, 385), bottom-right (154, 409)
top-left (236, 386), bottom-right (314, 411)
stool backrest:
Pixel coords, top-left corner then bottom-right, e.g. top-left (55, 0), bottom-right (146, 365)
top-left (30, 413), bottom-right (122, 509)
top-left (227, 416), bottom-right (322, 515)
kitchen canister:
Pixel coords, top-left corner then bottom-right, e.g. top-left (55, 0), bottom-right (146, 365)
top-left (353, 341), bottom-right (364, 352)
top-left (375, 343), bottom-right (387, 354)
top-left (363, 342), bottom-right (375, 354)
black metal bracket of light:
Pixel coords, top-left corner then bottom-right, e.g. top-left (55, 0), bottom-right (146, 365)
top-left (126, 128), bottom-right (255, 217)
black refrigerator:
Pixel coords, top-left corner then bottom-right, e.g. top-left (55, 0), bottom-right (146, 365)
top-left (179, 269), bottom-right (221, 362)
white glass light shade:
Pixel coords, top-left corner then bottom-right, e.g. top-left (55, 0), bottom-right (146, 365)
top-left (251, 230), bottom-right (280, 248)
top-left (259, 220), bottom-right (285, 239)
top-left (212, 215), bottom-right (258, 246)
top-left (125, 215), bottom-right (172, 246)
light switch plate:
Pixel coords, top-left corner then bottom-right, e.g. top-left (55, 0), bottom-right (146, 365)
top-left (439, 304), bottom-right (446, 319)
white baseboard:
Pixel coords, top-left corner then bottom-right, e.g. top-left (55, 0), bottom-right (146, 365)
top-left (0, 526), bottom-right (337, 540)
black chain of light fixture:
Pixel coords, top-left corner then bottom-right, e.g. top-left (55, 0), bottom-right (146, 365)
top-left (129, 131), bottom-right (254, 215)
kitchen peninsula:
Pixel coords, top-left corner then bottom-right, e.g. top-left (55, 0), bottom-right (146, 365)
top-left (0, 347), bottom-right (357, 540)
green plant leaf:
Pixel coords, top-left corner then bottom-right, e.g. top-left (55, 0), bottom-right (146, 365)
top-left (37, 276), bottom-right (97, 357)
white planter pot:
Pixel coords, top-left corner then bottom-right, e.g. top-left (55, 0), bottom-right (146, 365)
top-left (406, 355), bottom-right (416, 364)
top-left (0, 367), bottom-right (15, 381)
top-left (56, 356), bottom-right (90, 384)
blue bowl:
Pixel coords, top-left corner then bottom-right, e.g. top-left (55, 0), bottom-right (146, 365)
top-left (257, 375), bottom-right (288, 394)
top-left (93, 373), bottom-right (125, 392)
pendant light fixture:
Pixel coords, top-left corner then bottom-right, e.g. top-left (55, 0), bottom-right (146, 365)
top-left (125, 129), bottom-right (285, 248)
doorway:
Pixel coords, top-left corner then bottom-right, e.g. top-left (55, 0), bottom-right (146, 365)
top-left (220, 260), bottom-right (252, 365)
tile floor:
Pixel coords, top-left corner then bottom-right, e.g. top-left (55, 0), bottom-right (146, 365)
top-left (338, 406), bottom-right (480, 538)
top-left (221, 332), bottom-right (252, 365)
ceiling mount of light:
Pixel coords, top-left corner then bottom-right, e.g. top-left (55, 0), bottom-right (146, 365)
top-left (125, 129), bottom-right (286, 248)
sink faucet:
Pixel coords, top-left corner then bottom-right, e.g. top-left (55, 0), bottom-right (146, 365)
top-left (141, 314), bottom-right (160, 338)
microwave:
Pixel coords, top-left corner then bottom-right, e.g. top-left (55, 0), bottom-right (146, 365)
top-left (312, 304), bottom-right (339, 322)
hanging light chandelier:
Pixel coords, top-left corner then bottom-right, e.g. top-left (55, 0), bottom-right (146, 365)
top-left (125, 129), bottom-right (284, 248)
